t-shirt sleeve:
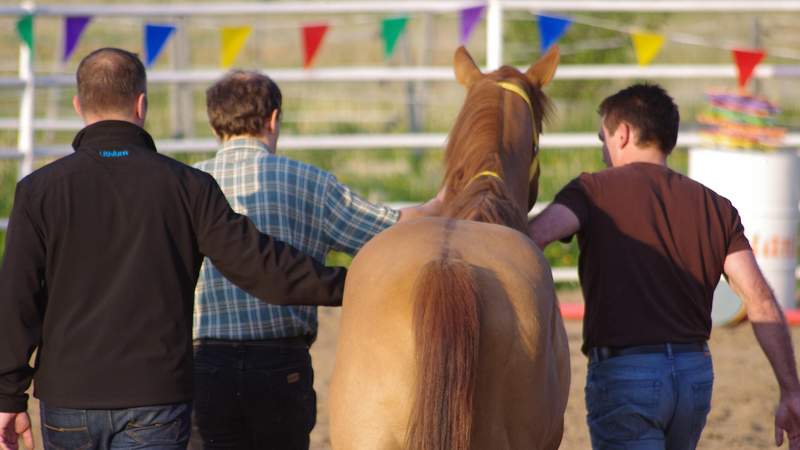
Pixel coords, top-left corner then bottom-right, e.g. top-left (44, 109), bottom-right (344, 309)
top-left (726, 204), bottom-right (751, 255)
top-left (552, 175), bottom-right (592, 243)
top-left (553, 175), bottom-right (592, 226)
top-left (551, 175), bottom-right (593, 243)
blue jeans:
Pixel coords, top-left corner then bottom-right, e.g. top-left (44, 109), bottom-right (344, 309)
top-left (585, 349), bottom-right (714, 450)
top-left (40, 402), bottom-right (191, 450)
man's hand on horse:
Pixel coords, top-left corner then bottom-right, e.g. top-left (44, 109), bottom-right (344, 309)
top-left (0, 412), bottom-right (34, 450)
top-left (775, 390), bottom-right (800, 449)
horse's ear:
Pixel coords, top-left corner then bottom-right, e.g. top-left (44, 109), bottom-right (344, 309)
top-left (454, 46), bottom-right (482, 87)
top-left (525, 45), bottom-right (560, 88)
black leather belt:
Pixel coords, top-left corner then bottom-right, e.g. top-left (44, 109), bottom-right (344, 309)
top-left (194, 336), bottom-right (309, 348)
top-left (589, 342), bottom-right (708, 362)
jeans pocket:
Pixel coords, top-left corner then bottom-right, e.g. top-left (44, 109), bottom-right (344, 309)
top-left (250, 364), bottom-right (316, 428)
top-left (586, 379), bottom-right (662, 443)
top-left (123, 404), bottom-right (191, 446)
top-left (690, 380), bottom-right (714, 438)
top-left (42, 408), bottom-right (93, 450)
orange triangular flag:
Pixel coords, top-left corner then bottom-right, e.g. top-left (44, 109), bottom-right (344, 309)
top-left (732, 48), bottom-right (765, 88)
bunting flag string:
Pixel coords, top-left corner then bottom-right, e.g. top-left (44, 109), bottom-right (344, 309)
top-left (7, 9), bottom-right (783, 89)
top-left (220, 26), bottom-right (252, 69)
top-left (16, 15), bottom-right (34, 54)
top-left (537, 14), bottom-right (572, 53)
top-left (732, 48), bottom-right (766, 89)
top-left (631, 31), bottom-right (665, 66)
top-left (144, 23), bottom-right (176, 67)
top-left (301, 24), bottom-right (329, 69)
top-left (459, 6), bottom-right (485, 45)
top-left (381, 16), bottom-right (408, 59)
top-left (63, 16), bottom-right (92, 62)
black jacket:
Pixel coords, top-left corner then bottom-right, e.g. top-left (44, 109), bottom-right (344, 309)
top-left (0, 120), bottom-right (346, 412)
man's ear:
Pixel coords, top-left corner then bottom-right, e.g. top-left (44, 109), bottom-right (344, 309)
top-left (72, 95), bottom-right (83, 118)
top-left (135, 93), bottom-right (147, 122)
top-left (617, 122), bottom-right (631, 148)
top-left (209, 126), bottom-right (221, 140)
top-left (268, 109), bottom-right (280, 134)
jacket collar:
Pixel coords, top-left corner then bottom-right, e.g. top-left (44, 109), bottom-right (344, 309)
top-left (72, 120), bottom-right (158, 153)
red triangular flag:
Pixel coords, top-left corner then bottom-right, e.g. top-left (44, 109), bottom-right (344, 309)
top-left (302, 23), bottom-right (328, 69)
top-left (732, 48), bottom-right (765, 88)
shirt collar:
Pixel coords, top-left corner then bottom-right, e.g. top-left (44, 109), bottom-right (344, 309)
top-left (72, 120), bottom-right (157, 153)
top-left (219, 137), bottom-right (272, 155)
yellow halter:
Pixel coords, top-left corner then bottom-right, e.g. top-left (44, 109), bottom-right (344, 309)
top-left (497, 81), bottom-right (540, 182)
top-left (465, 80), bottom-right (540, 187)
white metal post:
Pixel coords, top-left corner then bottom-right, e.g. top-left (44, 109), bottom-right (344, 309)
top-left (17, 2), bottom-right (35, 180)
top-left (486, 0), bottom-right (503, 69)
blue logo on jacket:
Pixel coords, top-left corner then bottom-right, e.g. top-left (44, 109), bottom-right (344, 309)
top-left (99, 150), bottom-right (129, 158)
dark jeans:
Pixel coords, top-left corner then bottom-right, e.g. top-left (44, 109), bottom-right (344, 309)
top-left (188, 339), bottom-right (316, 450)
top-left (585, 348), bottom-right (714, 450)
top-left (40, 401), bottom-right (191, 450)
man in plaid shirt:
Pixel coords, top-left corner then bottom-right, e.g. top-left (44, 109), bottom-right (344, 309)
top-left (189, 70), bottom-right (442, 450)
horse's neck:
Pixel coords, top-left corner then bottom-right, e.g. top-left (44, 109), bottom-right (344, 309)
top-left (442, 172), bottom-right (528, 233)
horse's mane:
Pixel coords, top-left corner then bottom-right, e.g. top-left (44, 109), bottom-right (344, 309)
top-left (441, 66), bottom-right (553, 233)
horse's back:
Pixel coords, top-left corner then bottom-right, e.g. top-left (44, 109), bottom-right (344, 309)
top-left (330, 218), bottom-right (569, 449)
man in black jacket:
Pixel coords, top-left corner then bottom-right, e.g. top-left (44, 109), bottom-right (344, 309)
top-left (0, 48), bottom-right (346, 450)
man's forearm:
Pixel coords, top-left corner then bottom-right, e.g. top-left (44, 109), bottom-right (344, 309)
top-left (528, 203), bottom-right (581, 249)
top-left (749, 300), bottom-right (800, 394)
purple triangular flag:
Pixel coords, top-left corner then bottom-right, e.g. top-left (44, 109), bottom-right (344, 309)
top-left (460, 6), bottom-right (485, 45)
top-left (63, 16), bottom-right (91, 62)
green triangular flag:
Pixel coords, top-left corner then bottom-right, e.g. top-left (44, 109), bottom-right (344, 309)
top-left (16, 15), bottom-right (34, 53)
top-left (381, 16), bottom-right (408, 59)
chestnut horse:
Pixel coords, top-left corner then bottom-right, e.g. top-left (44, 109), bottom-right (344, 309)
top-left (329, 46), bottom-right (569, 450)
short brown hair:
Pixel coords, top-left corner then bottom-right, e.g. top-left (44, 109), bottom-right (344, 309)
top-left (206, 70), bottom-right (282, 139)
top-left (599, 83), bottom-right (680, 155)
top-left (76, 48), bottom-right (146, 116)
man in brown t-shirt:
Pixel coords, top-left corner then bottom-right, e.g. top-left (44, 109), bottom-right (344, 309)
top-left (529, 83), bottom-right (800, 450)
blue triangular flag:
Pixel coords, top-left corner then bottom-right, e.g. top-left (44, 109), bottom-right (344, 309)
top-left (537, 14), bottom-right (572, 52)
top-left (144, 23), bottom-right (176, 67)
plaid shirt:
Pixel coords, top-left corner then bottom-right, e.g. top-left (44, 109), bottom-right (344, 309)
top-left (193, 138), bottom-right (399, 341)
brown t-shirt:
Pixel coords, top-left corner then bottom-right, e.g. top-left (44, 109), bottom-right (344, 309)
top-left (554, 162), bottom-right (750, 354)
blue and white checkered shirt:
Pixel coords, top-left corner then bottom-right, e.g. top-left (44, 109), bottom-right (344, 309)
top-left (192, 138), bottom-right (399, 341)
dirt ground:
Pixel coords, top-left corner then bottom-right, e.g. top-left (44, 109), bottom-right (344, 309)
top-left (23, 289), bottom-right (799, 449)
top-left (307, 290), bottom-right (799, 450)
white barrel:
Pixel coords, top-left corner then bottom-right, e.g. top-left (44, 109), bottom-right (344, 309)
top-left (689, 148), bottom-right (800, 310)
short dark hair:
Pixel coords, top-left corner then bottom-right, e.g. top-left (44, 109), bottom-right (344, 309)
top-left (206, 70), bottom-right (282, 139)
top-left (598, 83), bottom-right (680, 155)
top-left (76, 48), bottom-right (147, 116)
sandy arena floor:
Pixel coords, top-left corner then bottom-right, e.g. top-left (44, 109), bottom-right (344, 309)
top-left (24, 290), bottom-right (798, 449)
top-left (308, 291), bottom-right (798, 450)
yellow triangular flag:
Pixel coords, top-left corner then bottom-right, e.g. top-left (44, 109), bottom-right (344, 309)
top-left (631, 32), bottom-right (665, 66)
top-left (220, 26), bottom-right (252, 68)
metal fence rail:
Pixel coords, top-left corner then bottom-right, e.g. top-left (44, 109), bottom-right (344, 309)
top-left (2, 1), bottom-right (800, 284)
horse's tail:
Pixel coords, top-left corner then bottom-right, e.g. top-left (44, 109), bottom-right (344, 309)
top-left (405, 258), bottom-right (480, 450)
